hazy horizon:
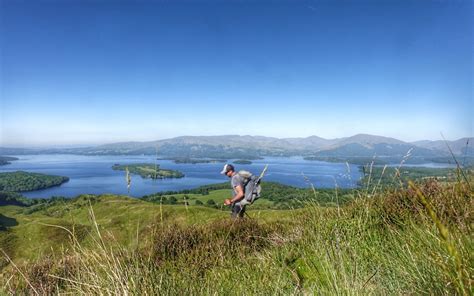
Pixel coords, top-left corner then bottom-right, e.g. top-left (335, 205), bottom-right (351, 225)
top-left (0, 133), bottom-right (472, 149)
top-left (1, 0), bottom-right (472, 147)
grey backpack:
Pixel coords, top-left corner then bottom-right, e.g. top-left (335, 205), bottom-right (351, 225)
top-left (237, 165), bottom-right (267, 206)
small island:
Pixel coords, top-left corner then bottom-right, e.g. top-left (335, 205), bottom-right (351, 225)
top-left (304, 156), bottom-right (389, 165)
top-left (0, 156), bottom-right (19, 166)
top-left (158, 157), bottom-right (227, 164)
top-left (233, 159), bottom-right (252, 165)
top-left (174, 158), bottom-right (227, 164)
top-left (0, 171), bottom-right (69, 192)
top-left (112, 163), bottom-right (184, 179)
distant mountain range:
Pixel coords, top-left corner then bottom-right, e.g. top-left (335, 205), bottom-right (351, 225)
top-left (1, 134), bottom-right (472, 164)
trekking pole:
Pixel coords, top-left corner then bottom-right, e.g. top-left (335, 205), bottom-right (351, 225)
top-left (258, 164), bottom-right (268, 181)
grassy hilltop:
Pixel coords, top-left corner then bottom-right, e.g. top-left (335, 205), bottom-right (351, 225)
top-left (0, 168), bottom-right (472, 295)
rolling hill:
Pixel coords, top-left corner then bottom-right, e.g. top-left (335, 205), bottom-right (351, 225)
top-left (1, 134), bottom-right (472, 162)
top-left (411, 137), bottom-right (473, 155)
top-left (1, 174), bottom-right (471, 295)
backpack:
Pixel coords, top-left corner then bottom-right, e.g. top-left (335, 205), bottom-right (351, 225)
top-left (237, 165), bottom-right (268, 206)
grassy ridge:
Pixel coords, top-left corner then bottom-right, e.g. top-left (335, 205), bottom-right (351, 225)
top-left (1, 173), bottom-right (472, 294)
top-left (0, 194), bottom-right (293, 267)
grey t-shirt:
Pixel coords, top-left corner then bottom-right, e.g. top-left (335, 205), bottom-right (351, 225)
top-left (231, 174), bottom-right (245, 197)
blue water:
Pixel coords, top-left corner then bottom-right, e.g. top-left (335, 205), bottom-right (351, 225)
top-left (1, 154), bottom-right (364, 198)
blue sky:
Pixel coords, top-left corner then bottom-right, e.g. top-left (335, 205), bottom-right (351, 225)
top-left (1, 0), bottom-right (472, 147)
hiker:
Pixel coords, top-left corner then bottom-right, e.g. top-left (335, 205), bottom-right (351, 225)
top-left (221, 164), bottom-right (247, 218)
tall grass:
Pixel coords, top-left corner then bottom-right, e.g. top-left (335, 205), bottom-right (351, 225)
top-left (2, 172), bottom-right (472, 295)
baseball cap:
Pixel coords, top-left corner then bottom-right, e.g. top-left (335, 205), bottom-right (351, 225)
top-left (220, 164), bottom-right (234, 175)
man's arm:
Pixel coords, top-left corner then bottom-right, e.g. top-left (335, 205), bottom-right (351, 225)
top-left (224, 185), bottom-right (244, 205)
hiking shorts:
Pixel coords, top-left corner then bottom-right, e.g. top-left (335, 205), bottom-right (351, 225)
top-left (231, 202), bottom-right (246, 218)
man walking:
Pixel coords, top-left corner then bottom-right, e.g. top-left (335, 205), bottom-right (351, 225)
top-left (221, 164), bottom-right (247, 218)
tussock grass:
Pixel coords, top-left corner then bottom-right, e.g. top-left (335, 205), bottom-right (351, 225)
top-left (2, 173), bottom-right (473, 295)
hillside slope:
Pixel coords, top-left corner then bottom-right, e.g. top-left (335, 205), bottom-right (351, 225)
top-left (0, 194), bottom-right (294, 266)
top-left (1, 175), bottom-right (472, 295)
top-left (3, 134), bottom-right (469, 159)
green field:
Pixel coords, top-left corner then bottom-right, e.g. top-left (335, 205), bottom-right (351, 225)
top-left (141, 182), bottom-right (356, 209)
top-left (1, 170), bottom-right (472, 295)
top-left (159, 189), bottom-right (274, 208)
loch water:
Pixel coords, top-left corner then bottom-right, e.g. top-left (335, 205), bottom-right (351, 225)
top-left (1, 154), bottom-right (364, 198)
